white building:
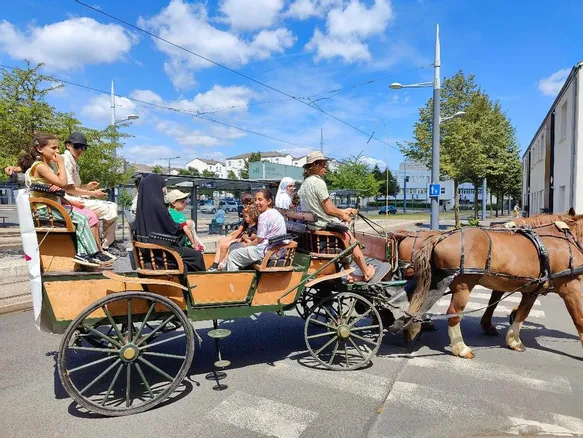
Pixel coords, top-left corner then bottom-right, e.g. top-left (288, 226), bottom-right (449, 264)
top-left (522, 61), bottom-right (583, 216)
top-left (394, 161), bottom-right (490, 208)
top-left (185, 158), bottom-right (227, 179)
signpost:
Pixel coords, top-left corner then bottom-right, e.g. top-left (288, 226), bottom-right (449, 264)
top-left (429, 183), bottom-right (441, 198)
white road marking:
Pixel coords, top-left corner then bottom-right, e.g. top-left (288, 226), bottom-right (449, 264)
top-left (407, 356), bottom-right (572, 394)
top-left (268, 361), bottom-right (390, 401)
top-left (206, 391), bottom-right (318, 438)
top-left (468, 291), bottom-right (543, 305)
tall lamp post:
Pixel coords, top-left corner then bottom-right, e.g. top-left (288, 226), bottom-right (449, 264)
top-left (367, 118), bottom-right (390, 237)
top-left (164, 156), bottom-right (181, 174)
top-left (390, 24), bottom-right (465, 230)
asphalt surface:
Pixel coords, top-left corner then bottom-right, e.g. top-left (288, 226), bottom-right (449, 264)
top-left (1, 290), bottom-right (583, 438)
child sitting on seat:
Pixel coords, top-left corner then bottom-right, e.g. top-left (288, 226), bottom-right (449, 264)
top-left (166, 189), bottom-right (205, 251)
top-left (208, 204), bottom-right (259, 271)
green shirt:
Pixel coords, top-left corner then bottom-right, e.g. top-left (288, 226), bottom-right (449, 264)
top-left (298, 174), bottom-right (338, 229)
top-left (168, 208), bottom-right (191, 247)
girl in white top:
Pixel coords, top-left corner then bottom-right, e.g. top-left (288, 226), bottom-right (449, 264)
top-left (275, 177), bottom-right (295, 209)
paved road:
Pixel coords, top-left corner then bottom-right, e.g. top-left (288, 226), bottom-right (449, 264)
top-left (1, 289), bottom-right (582, 437)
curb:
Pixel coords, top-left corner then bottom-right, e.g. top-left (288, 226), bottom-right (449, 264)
top-left (0, 281), bottom-right (32, 315)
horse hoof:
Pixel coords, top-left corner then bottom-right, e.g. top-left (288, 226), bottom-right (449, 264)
top-left (460, 351), bottom-right (475, 359)
top-left (508, 343), bottom-right (526, 352)
top-left (481, 324), bottom-right (499, 337)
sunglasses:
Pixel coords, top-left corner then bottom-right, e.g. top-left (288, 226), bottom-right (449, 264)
top-left (72, 143), bottom-right (87, 151)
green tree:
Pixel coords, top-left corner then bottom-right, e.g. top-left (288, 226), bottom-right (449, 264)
top-left (152, 165), bottom-right (164, 173)
top-left (371, 164), bottom-right (399, 198)
top-left (241, 152), bottom-right (261, 179)
top-left (327, 154), bottom-right (380, 199)
top-left (227, 170), bottom-right (238, 180)
top-left (201, 169), bottom-right (217, 178)
top-left (400, 71), bottom-right (516, 227)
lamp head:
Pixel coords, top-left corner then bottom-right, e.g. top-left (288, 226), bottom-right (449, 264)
top-left (127, 114), bottom-right (139, 120)
top-left (389, 82), bottom-right (403, 90)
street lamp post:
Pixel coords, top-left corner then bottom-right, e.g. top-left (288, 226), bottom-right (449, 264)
top-left (164, 156), bottom-right (181, 174)
top-left (389, 24), bottom-right (465, 230)
top-left (367, 118), bottom-right (390, 237)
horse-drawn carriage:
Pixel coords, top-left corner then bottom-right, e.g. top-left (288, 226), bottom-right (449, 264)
top-left (20, 185), bottom-right (583, 417)
top-left (21, 189), bottom-right (413, 417)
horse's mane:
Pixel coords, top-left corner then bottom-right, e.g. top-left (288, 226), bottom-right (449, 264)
top-left (506, 213), bottom-right (583, 242)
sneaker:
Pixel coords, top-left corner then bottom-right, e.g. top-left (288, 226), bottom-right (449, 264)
top-left (74, 254), bottom-right (101, 268)
top-left (92, 252), bottom-right (115, 265)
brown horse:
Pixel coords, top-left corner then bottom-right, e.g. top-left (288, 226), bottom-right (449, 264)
top-left (405, 214), bottom-right (583, 359)
top-left (480, 213), bottom-right (580, 336)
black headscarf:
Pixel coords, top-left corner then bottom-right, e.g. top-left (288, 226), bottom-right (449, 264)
top-left (135, 174), bottom-right (182, 240)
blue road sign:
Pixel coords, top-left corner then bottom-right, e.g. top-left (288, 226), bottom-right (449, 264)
top-left (429, 183), bottom-right (441, 197)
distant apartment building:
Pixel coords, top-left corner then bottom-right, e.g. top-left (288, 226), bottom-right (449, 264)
top-left (522, 61), bottom-right (583, 216)
top-left (185, 158), bottom-right (227, 179)
top-left (223, 151), bottom-right (337, 178)
top-left (393, 161), bottom-right (490, 207)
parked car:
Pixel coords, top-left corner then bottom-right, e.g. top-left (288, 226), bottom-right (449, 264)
top-left (378, 205), bottom-right (397, 215)
top-left (219, 200), bottom-right (238, 212)
top-left (200, 201), bottom-right (216, 214)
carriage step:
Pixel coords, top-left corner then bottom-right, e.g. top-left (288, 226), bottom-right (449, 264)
top-left (214, 359), bottom-right (231, 368)
top-left (207, 328), bottom-right (231, 340)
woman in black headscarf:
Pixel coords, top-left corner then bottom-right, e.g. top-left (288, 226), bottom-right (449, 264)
top-left (135, 174), bottom-right (205, 272)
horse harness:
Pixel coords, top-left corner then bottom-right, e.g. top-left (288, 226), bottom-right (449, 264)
top-left (435, 223), bottom-right (583, 293)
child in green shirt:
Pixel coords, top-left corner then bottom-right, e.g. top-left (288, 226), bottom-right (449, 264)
top-left (166, 189), bottom-right (205, 251)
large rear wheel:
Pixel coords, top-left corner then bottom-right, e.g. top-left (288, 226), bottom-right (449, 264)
top-left (304, 292), bottom-right (383, 371)
top-left (58, 291), bottom-right (194, 416)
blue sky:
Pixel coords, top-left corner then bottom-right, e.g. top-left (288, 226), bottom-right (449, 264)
top-left (0, 0), bottom-right (582, 171)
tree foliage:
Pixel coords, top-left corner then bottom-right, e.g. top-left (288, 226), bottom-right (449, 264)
top-left (371, 164), bottom-right (399, 198)
top-left (151, 165), bottom-right (164, 174)
top-left (0, 61), bottom-right (133, 186)
top-left (399, 71), bottom-right (521, 227)
top-left (241, 152), bottom-right (261, 179)
top-left (227, 170), bottom-right (238, 180)
top-left (327, 154), bottom-right (380, 198)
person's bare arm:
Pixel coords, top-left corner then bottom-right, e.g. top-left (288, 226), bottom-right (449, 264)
top-left (64, 184), bottom-right (107, 199)
top-left (4, 166), bottom-right (22, 176)
top-left (321, 198), bottom-right (353, 222)
top-left (35, 157), bottom-right (67, 187)
top-left (182, 224), bottom-right (196, 247)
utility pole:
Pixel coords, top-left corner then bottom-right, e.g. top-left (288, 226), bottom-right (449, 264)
top-left (320, 128), bottom-right (323, 153)
top-left (430, 23), bottom-right (441, 230)
top-left (403, 162), bottom-right (407, 213)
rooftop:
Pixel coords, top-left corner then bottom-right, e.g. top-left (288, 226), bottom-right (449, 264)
top-left (226, 151), bottom-right (291, 160)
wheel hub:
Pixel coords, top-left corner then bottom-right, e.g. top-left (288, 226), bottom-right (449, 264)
top-left (120, 344), bottom-right (140, 362)
top-left (337, 324), bottom-right (351, 339)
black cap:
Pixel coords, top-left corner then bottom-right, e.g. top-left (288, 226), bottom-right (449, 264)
top-left (66, 132), bottom-right (88, 146)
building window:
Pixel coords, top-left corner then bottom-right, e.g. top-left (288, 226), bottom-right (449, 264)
top-left (440, 188), bottom-right (445, 194)
top-left (560, 100), bottom-right (568, 141)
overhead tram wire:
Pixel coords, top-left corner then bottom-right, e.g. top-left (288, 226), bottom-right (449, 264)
top-left (0, 64), bottom-right (321, 151)
top-left (74, 0), bottom-right (417, 148)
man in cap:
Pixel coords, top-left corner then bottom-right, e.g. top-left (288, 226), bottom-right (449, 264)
top-left (298, 151), bottom-right (376, 282)
top-left (61, 133), bottom-right (123, 255)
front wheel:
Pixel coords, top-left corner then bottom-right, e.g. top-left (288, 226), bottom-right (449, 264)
top-left (304, 292), bottom-right (383, 371)
top-left (58, 291), bottom-right (194, 416)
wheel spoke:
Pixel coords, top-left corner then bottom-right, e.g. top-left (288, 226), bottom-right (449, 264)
top-left (351, 324), bottom-right (380, 332)
top-left (337, 296), bottom-right (344, 319)
top-left (134, 362), bottom-right (154, 399)
top-left (82, 324), bottom-right (123, 349)
top-left (307, 317), bottom-right (336, 331)
top-left (142, 351), bottom-right (186, 360)
top-left (321, 305), bottom-right (337, 322)
top-left (344, 341), bottom-right (350, 368)
top-left (139, 333), bottom-right (186, 351)
top-left (137, 357), bottom-right (175, 382)
top-left (314, 335), bottom-right (337, 356)
top-left (102, 306), bottom-right (124, 344)
top-left (348, 337), bottom-right (367, 361)
top-left (125, 363), bottom-right (132, 407)
top-left (306, 331), bottom-right (336, 340)
top-left (69, 346), bottom-right (120, 354)
top-left (127, 299), bottom-right (132, 343)
top-left (79, 359), bottom-right (121, 395)
top-left (68, 354), bottom-right (117, 374)
top-left (100, 363), bottom-right (123, 406)
top-left (133, 302), bottom-right (156, 343)
top-left (344, 298), bottom-right (356, 320)
top-left (350, 332), bottom-right (379, 346)
top-left (136, 315), bottom-right (176, 346)
top-left (348, 308), bottom-right (372, 329)
top-left (328, 341), bottom-right (340, 366)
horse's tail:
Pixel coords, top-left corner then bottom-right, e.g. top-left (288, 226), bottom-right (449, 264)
top-left (408, 234), bottom-right (442, 314)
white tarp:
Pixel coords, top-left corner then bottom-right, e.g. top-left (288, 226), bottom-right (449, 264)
top-left (15, 189), bottom-right (44, 331)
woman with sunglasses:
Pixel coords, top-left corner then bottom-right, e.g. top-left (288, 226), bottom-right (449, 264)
top-left (298, 152), bottom-right (376, 282)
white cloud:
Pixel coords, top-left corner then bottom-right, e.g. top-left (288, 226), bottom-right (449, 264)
top-left (81, 94), bottom-right (145, 125)
top-left (538, 68), bottom-right (570, 96)
top-left (0, 17), bottom-right (136, 70)
top-left (219, 0), bottom-right (285, 31)
top-left (285, 0), bottom-right (341, 20)
top-left (360, 156), bottom-right (386, 168)
top-left (123, 145), bottom-right (175, 162)
top-left (139, 0), bottom-right (296, 90)
top-left (156, 121), bottom-right (221, 147)
top-left (305, 0), bottom-right (393, 63)
top-left (130, 89), bottom-right (163, 104)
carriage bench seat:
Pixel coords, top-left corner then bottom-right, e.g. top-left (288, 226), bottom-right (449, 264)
top-left (253, 241), bottom-right (297, 272)
top-left (133, 241), bottom-right (185, 276)
top-left (303, 230), bottom-right (351, 259)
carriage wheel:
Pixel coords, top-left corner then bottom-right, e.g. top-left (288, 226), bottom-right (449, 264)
top-left (296, 287), bottom-right (331, 320)
top-left (304, 292), bottom-right (383, 371)
top-left (58, 291), bottom-right (194, 417)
